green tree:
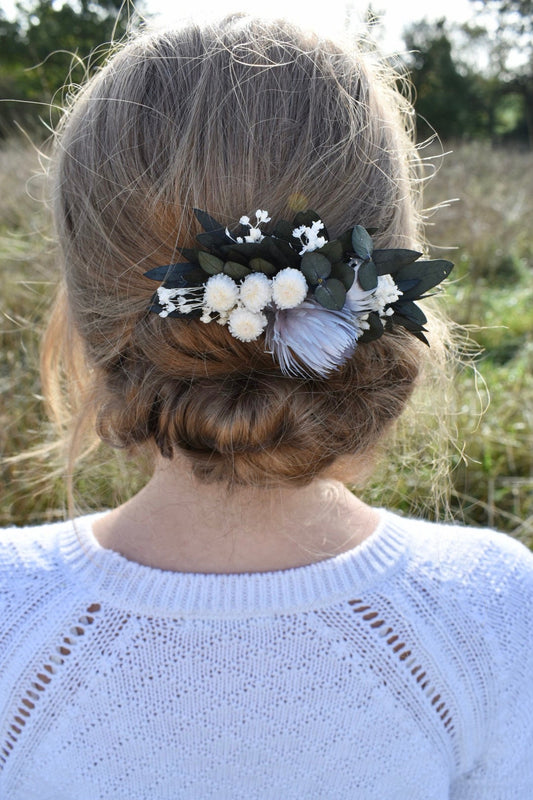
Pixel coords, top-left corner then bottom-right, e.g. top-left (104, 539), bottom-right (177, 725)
top-left (0, 0), bottom-right (142, 134)
top-left (403, 19), bottom-right (494, 140)
top-left (470, 0), bottom-right (533, 143)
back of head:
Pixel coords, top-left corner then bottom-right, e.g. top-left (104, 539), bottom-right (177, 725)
top-left (46, 16), bottom-right (428, 488)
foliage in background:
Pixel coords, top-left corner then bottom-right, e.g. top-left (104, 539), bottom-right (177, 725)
top-left (0, 139), bottom-right (532, 545)
top-left (401, 17), bottom-right (530, 143)
top-left (0, 0), bottom-right (142, 135)
top-left (470, 0), bottom-right (533, 143)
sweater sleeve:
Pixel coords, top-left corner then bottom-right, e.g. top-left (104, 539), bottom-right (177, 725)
top-left (450, 534), bottom-right (533, 800)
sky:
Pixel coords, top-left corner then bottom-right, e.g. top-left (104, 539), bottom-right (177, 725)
top-left (142, 0), bottom-right (478, 55)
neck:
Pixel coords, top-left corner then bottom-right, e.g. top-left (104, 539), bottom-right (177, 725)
top-left (92, 457), bottom-right (380, 574)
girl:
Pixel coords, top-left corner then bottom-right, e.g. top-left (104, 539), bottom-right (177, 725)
top-left (1, 17), bottom-right (532, 799)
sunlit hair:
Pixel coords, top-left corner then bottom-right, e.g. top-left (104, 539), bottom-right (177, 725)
top-left (43, 15), bottom-right (451, 491)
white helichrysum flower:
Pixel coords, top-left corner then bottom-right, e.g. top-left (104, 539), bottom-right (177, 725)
top-left (228, 307), bottom-right (268, 342)
top-left (156, 286), bottom-right (204, 317)
top-left (239, 273), bottom-right (273, 313)
top-left (292, 219), bottom-right (327, 255)
top-left (203, 274), bottom-right (239, 313)
top-left (271, 268), bottom-right (308, 310)
top-left (265, 301), bottom-right (359, 377)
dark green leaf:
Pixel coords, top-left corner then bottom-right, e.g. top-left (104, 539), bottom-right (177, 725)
top-left (319, 240), bottom-right (343, 264)
top-left (198, 251), bottom-right (224, 275)
top-left (357, 259), bottom-right (378, 290)
top-left (176, 247), bottom-right (199, 262)
top-left (144, 262), bottom-right (198, 283)
top-left (223, 261), bottom-right (252, 279)
top-left (193, 208), bottom-right (224, 233)
top-left (249, 258), bottom-right (278, 276)
top-left (314, 278), bottom-right (346, 310)
top-left (217, 245), bottom-right (250, 266)
top-left (263, 237), bottom-right (300, 268)
top-left (293, 209), bottom-right (321, 228)
top-left (300, 252), bottom-right (331, 284)
top-left (357, 312), bottom-right (384, 343)
top-left (395, 260), bottom-right (454, 300)
top-left (330, 261), bottom-right (355, 291)
top-left (196, 232), bottom-right (218, 249)
top-left (394, 301), bottom-right (428, 326)
top-left (351, 225), bottom-right (374, 259)
top-left (337, 229), bottom-right (354, 254)
top-left (372, 248), bottom-right (422, 274)
top-left (272, 220), bottom-right (294, 242)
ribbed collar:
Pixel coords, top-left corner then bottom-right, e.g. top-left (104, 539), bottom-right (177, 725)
top-left (58, 510), bottom-right (409, 619)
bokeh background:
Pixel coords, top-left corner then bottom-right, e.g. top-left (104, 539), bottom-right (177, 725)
top-left (0, 0), bottom-right (532, 542)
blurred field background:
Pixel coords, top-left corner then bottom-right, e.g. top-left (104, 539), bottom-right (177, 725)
top-left (0, 0), bottom-right (532, 541)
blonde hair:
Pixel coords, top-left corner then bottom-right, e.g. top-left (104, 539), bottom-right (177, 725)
top-left (44, 16), bottom-right (441, 490)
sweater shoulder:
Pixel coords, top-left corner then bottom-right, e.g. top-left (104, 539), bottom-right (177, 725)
top-left (391, 513), bottom-right (533, 632)
top-left (401, 515), bottom-right (533, 586)
top-left (0, 519), bottom-right (74, 603)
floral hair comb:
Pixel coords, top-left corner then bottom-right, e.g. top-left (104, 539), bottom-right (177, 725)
top-left (144, 209), bottom-right (453, 378)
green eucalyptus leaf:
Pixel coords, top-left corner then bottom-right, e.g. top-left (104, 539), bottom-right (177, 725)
top-left (198, 251), bottom-right (224, 275)
top-left (357, 259), bottom-right (378, 290)
top-left (224, 261), bottom-right (252, 279)
top-left (357, 312), bottom-right (384, 343)
top-left (330, 261), bottom-right (355, 291)
top-left (314, 278), bottom-right (346, 310)
top-left (395, 260), bottom-right (454, 300)
top-left (337, 229), bottom-right (354, 255)
top-left (351, 225), bottom-right (374, 259)
top-left (372, 249), bottom-right (422, 274)
top-left (249, 257), bottom-right (278, 276)
top-left (319, 240), bottom-right (343, 264)
top-left (300, 252), bottom-right (331, 284)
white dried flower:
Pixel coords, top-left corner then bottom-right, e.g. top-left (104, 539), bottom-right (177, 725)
top-left (271, 268), bottom-right (308, 310)
top-left (265, 301), bottom-right (359, 377)
top-left (203, 274), bottom-right (239, 313)
top-left (254, 209), bottom-right (271, 225)
top-left (292, 219), bottom-right (327, 255)
top-left (371, 274), bottom-right (402, 313)
top-left (239, 273), bottom-right (273, 313)
top-left (230, 209), bottom-right (272, 244)
top-left (156, 286), bottom-right (204, 317)
top-left (228, 307), bottom-right (268, 342)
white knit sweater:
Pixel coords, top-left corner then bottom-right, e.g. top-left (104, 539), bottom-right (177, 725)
top-left (1, 509), bottom-right (533, 799)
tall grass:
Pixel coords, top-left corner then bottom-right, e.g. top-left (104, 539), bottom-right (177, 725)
top-left (0, 138), bottom-right (532, 542)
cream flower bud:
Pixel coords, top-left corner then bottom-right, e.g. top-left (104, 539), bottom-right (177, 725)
top-left (228, 307), bottom-right (268, 342)
top-left (239, 273), bottom-right (273, 313)
top-left (203, 274), bottom-right (239, 313)
top-left (271, 268), bottom-right (308, 310)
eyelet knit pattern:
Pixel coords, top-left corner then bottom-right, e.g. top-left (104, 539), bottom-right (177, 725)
top-left (1, 510), bottom-right (533, 799)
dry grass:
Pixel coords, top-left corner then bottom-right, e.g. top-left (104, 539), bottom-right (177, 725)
top-left (1, 138), bottom-right (532, 543)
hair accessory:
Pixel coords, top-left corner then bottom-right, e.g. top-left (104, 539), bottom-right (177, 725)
top-left (144, 209), bottom-right (453, 378)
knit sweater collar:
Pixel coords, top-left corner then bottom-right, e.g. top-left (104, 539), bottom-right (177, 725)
top-left (59, 510), bottom-right (409, 618)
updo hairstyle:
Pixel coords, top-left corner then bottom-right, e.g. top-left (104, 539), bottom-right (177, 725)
top-left (44, 17), bottom-right (430, 488)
